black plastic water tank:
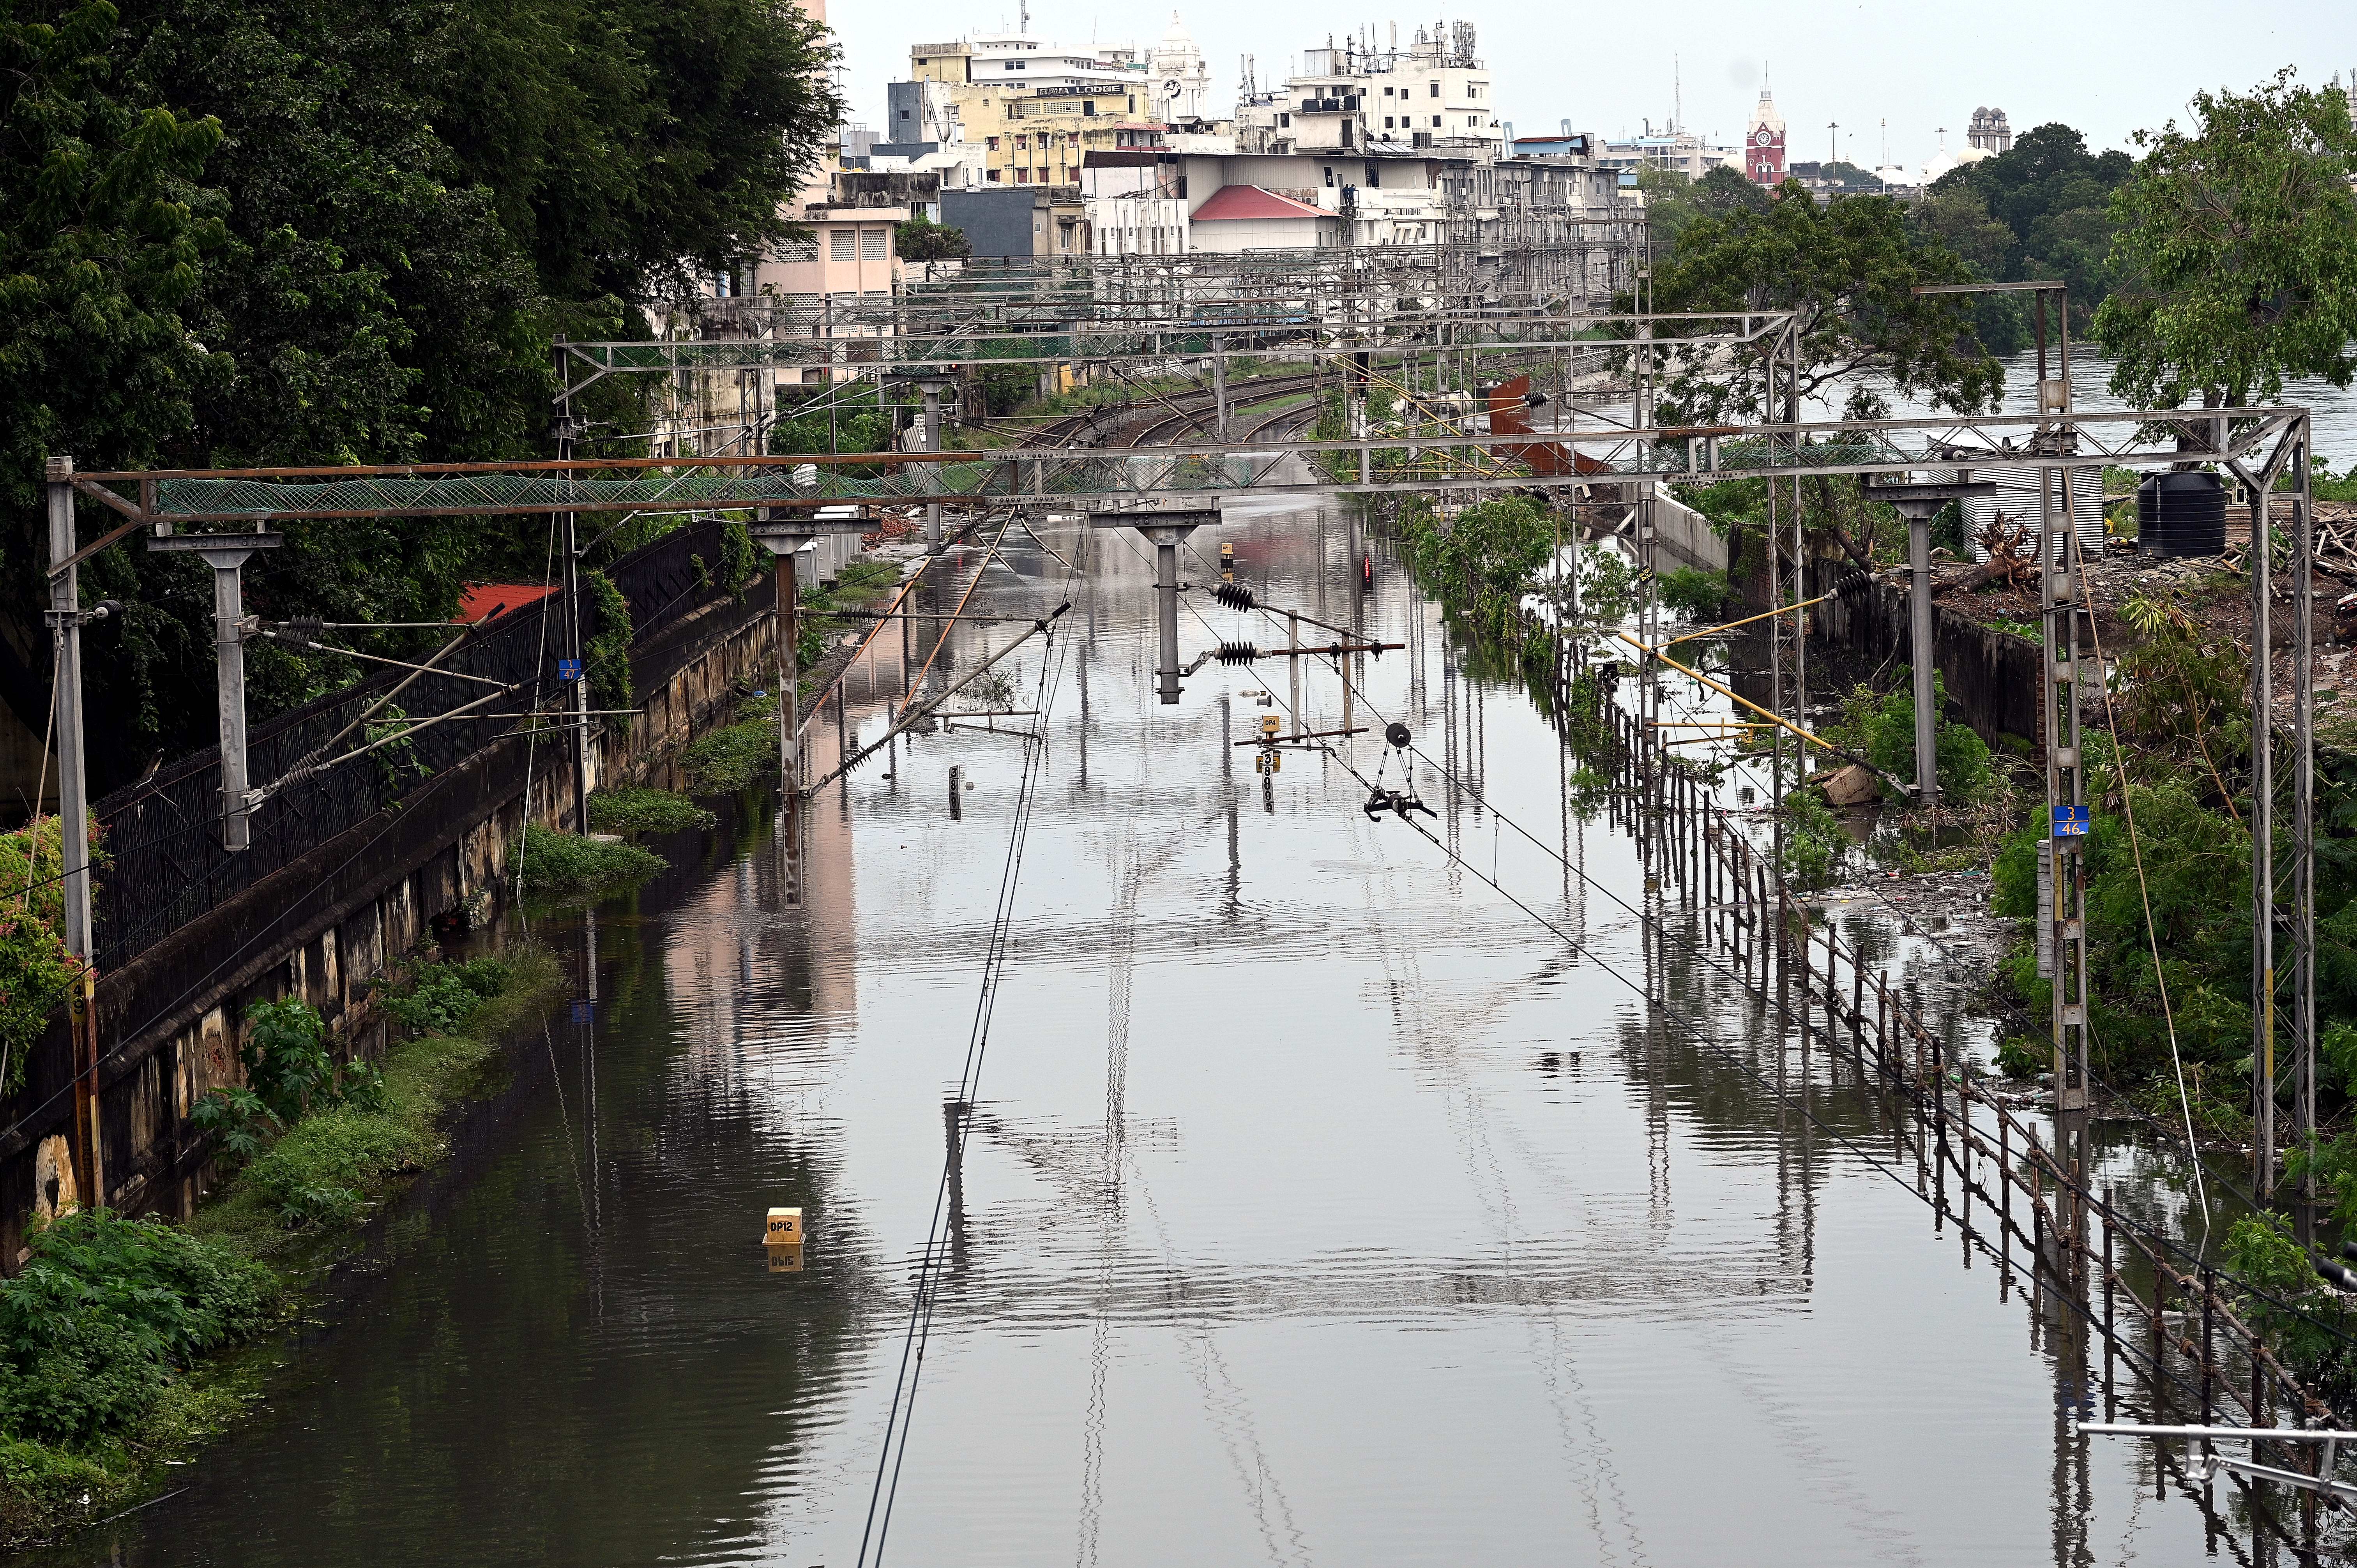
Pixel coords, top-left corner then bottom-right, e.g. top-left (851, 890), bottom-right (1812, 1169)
top-left (2138, 471), bottom-right (2228, 557)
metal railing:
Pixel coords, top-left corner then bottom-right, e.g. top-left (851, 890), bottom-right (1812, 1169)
top-left (87, 519), bottom-right (745, 973)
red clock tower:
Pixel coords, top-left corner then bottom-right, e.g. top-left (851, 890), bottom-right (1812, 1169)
top-left (1746, 85), bottom-right (1786, 185)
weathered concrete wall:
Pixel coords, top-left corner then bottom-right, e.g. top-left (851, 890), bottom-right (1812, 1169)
top-left (1652, 493), bottom-right (1728, 575)
top-left (1817, 574), bottom-right (2046, 752)
top-left (0, 591), bottom-right (779, 1262)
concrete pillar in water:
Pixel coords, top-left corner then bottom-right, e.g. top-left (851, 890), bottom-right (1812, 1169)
top-left (1090, 509), bottom-right (1218, 706)
top-left (1862, 479), bottom-right (1994, 808)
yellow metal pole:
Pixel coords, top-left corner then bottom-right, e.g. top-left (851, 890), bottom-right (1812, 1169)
top-left (1661, 590), bottom-right (1839, 648)
top-left (1616, 631), bottom-right (1903, 789)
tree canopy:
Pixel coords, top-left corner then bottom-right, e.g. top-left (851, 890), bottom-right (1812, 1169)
top-left (895, 216), bottom-right (971, 262)
top-left (1641, 180), bottom-right (2002, 427)
top-left (2095, 68), bottom-right (2357, 411)
top-left (1912, 123), bottom-right (2132, 321)
top-left (2, 0), bottom-right (842, 788)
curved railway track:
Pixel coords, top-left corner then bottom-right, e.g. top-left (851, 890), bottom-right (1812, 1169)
top-left (979, 371), bottom-right (1325, 451)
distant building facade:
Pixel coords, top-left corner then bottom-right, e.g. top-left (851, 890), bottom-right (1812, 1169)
top-left (1965, 107), bottom-right (2013, 154)
top-left (1744, 86), bottom-right (1786, 184)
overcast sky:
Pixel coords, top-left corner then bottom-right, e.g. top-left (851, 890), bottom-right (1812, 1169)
top-left (828, 0), bottom-right (2351, 172)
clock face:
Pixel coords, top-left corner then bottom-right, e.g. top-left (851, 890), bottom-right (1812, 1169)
top-left (1164, 79), bottom-right (1181, 97)
top-left (1755, 129), bottom-right (1772, 146)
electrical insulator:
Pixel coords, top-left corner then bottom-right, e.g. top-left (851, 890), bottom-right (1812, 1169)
top-left (1215, 641), bottom-right (1259, 665)
top-left (1211, 582), bottom-right (1256, 611)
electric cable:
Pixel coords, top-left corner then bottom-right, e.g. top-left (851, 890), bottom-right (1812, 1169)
top-left (1168, 532), bottom-right (2357, 1358)
top-left (857, 531), bottom-right (1084, 1568)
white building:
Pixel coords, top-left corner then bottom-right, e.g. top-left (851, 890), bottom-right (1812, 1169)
top-left (1146, 13), bottom-right (1216, 123)
top-left (1234, 20), bottom-right (1503, 160)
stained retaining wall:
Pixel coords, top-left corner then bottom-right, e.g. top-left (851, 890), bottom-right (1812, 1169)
top-left (0, 583), bottom-right (780, 1264)
top-left (1816, 574), bottom-right (2047, 752)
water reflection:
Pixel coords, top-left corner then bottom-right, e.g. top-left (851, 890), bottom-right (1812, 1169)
top-left (50, 498), bottom-right (2267, 1567)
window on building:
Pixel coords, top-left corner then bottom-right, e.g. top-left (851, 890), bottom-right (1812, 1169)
top-left (1384, 116), bottom-right (1393, 129)
top-left (1084, 100), bottom-right (1095, 115)
top-left (988, 135), bottom-right (999, 150)
top-left (1279, 113), bottom-right (1290, 127)
top-left (1323, 166), bottom-right (1334, 187)
top-left (1015, 133), bottom-right (1027, 148)
top-left (1468, 84), bottom-right (1481, 99)
top-left (1429, 81), bottom-right (1439, 97)
top-left (988, 168), bottom-right (1002, 182)
top-left (829, 230), bottom-right (855, 261)
top-left (1341, 120), bottom-right (1353, 147)
top-left (1431, 115), bottom-right (1442, 127)
top-left (1017, 167), bottom-right (1030, 182)
top-left (1368, 163), bottom-right (1380, 187)
top-left (860, 228), bottom-right (887, 260)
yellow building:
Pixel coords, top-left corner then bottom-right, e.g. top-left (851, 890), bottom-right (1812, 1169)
top-left (910, 35), bottom-right (1152, 184)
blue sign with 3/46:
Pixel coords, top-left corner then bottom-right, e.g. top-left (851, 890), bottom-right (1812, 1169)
top-left (558, 657), bottom-right (582, 683)
top-left (2052, 804), bottom-right (2089, 837)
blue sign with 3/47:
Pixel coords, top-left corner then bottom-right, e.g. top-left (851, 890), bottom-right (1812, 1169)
top-left (2051, 804), bottom-right (2090, 837)
top-left (558, 657), bottom-right (583, 683)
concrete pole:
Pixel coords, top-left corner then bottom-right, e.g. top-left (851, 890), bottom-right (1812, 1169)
top-left (923, 381), bottom-right (944, 553)
top-left (1211, 332), bottom-right (1228, 441)
top-left (2252, 458), bottom-right (2276, 1195)
top-left (46, 457), bottom-right (98, 1208)
top-left (1905, 503), bottom-right (1939, 811)
top-left (202, 548), bottom-right (259, 850)
top-left (45, 459), bottom-right (91, 961)
top-left (1152, 529), bottom-right (1183, 705)
top-left (778, 546), bottom-right (801, 791)
top-left (560, 507), bottom-right (590, 833)
top-left (1288, 611), bottom-right (1300, 722)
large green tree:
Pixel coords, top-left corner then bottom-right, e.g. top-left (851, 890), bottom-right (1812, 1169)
top-left (2, 0), bottom-right (841, 787)
top-left (1915, 123), bottom-right (2133, 320)
top-left (1643, 181), bottom-right (2002, 427)
top-left (2096, 69), bottom-right (2357, 412)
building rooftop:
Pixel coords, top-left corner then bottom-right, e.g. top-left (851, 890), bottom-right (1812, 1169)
top-left (1190, 184), bottom-right (1328, 221)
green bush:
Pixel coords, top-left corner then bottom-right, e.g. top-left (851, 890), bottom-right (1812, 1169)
top-left (1831, 672), bottom-right (1991, 804)
top-left (1777, 787), bottom-right (1844, 890)
top-left (584, 570), bottom-right (634, 737)
top-left (0, 818), bottom-right (86, 1097)
top-left (2222, 1213), bottom-right (2357, 1389)
top-left (1658, 567), bottom-right (1730, 621)
top-left (1994, 1034), bottom-right (2048, 1080)
top-left (508, 826), bottom-right (666, 901)
top-left (1993, 781), bottom-right (2256, 1091)
top-left (588, 787), bottom-right (718, 838)
top-left (0, 1213), bottom-right (273, 1446)
top-left (382, 957), bottom-right (511, 1038)
top-left (1574, 545), bottom-right (1637, 622)
top-left (679, 721), bottom-right (779, 795)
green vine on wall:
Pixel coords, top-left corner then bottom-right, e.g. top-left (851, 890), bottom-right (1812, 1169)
top-left (584, 570), bottom-right (633, 736)
top-left (0, 818), bottom-right (95, 1098)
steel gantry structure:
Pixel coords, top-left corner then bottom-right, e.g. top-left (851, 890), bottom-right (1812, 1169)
top-left (44, 296), bottom-right (2326, 1210)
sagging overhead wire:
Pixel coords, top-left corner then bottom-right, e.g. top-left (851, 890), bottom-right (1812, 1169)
top-left (857, 528), bottom-right (1085, 1568)
top-left (1177, 536), bottom-right (2357, 1350)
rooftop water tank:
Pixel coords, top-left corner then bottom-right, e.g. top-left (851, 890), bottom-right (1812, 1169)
top-left (2137, 471), bottom-right (2228, 558)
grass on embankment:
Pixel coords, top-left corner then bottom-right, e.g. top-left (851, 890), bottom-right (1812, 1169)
top-left (509, 824), bottom-right (666, 902)
top-left (0, 948), bottom-right (560, 1545)
top-left (588, 787), bottom-right (717, 838)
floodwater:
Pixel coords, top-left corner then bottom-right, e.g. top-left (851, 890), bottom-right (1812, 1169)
top-left (49, 498), bottom-right (2256, 1566)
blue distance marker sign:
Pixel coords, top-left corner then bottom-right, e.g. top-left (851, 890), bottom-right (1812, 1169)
top-left (570, 999), bottom-right (595, 1025)
top-left (2051, 804), bottom-right (2090, 837)
top-left (558, 657), bottom-right (583, 683)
